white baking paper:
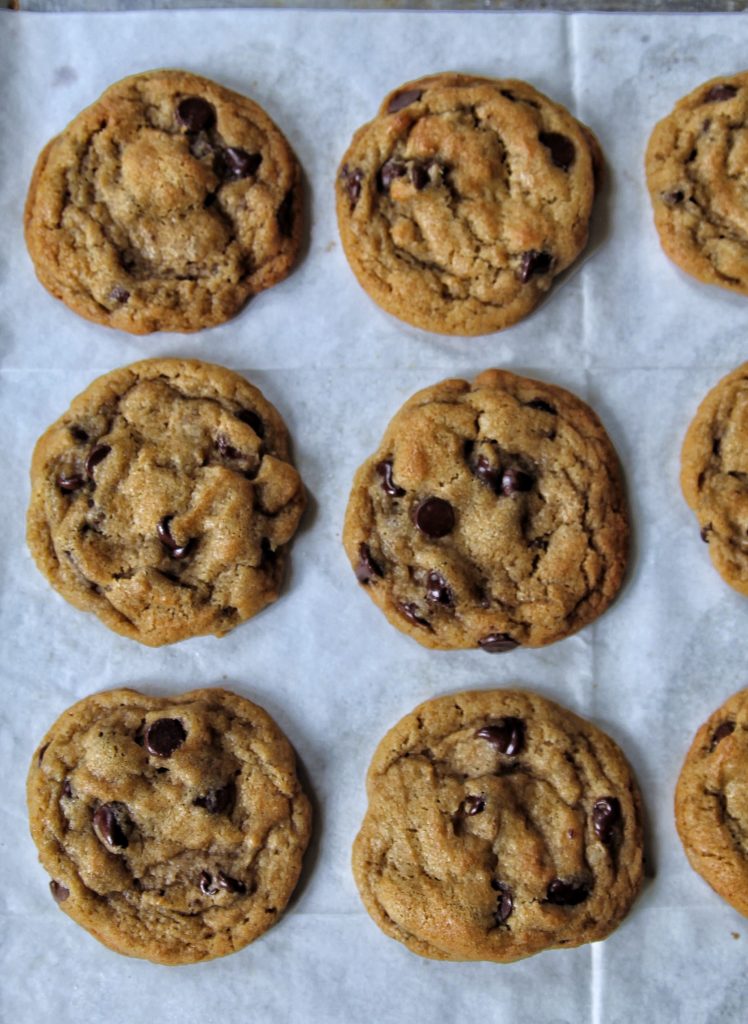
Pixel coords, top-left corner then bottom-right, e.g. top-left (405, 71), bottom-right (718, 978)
top-left (1, 10), bottom-right (748, 1023)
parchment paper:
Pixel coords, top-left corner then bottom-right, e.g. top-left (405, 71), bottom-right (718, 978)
top-left (1, 10), bottom-right (747, 1023)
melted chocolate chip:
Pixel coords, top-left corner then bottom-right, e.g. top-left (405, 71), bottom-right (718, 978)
top-left (493, 881), bottom-right (513, 924)
top-left (546, 879), bottom-right (590, 905)
top-left (477, 633), bottom-right (519, 654)
top-left (194, 781), bottom-right (236, 815)
top-left (217, 147), bottom-right (262, 180)
top-left (85, 444), bottom-right (111, 478)
top-left (217, 871), bottom-right (246, 894)
top-left (216, 434), bottom-right (241, 460)
top-left (58, 473), bottom-right (86, 493)
top-left (145, 718), bottom-right (186, 758)
top-left (378, 159), bottom-right (407, 192)
top-left (340, 164), bottom-right (364, 208)
top-left (376, 459), bottom-right (405, 497)
top-left (356, 543), bottom-right (384, 584)
top-left (592, 797), bottom-right (621, 844)
top-left (93, 803), bottom-right (130, 849)
top-left (413, 497), bottom-right (455, 538)
top-left (471, 454), bottom-right (502, 493)
top-left (50, 880), bottom-right (70, 903)
top-left (501, 466), bottom-right (533, 496)
top-left (461, 795), bottom-right (485, 816)
top-left (398, 601), bottom-right (433, 630)
top-left (526, 398), bottom-right (557, 414)
top-left (425, 570), bottom-right (453, 606)
top-left (62, 779), bottom-right (73, 799)
top-left (704, 84), bottom-right (738, 103)
top-left (662, 190), bottom-right (685, 206)
top-left (176, 96), bottom-right (215, 132)
top-left (711, 721), bottom-right (735, 750)
top-left (110, 285), bottom-right (130, 303)
top-left (387, 88), bottom-right (423, 114)
top-left (157, 516), bottom-right (194, 560)
top-left (70, 426), bottom-right (89, 443)
top-left (236, 409), bottom-right (265, 438)
top-left (539, 131), bottom-right (575, 171)
top-left (475, 718), bottom-right (524, 756)
top-left (199, 870), bottom-right (218, 895)
top-left (519, 250), bottom-right (553, 283)
top-left (277, 189), bottom-right (295, 238)
top-left (700, 525), bottom-right (712, 543)
top-left (410, 163), bottom-right (430, 190)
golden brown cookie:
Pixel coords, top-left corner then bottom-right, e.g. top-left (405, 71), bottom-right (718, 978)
top-left (675, 688), bottom-right (748, 917)
top-left (336, 72), bottom-right (602, 336)
top-left (28, 687), bottom-right (312, 965)
top-left (25, 69), bottom-right (301, 333)
top-left (343, 370), bottom-right (628, 651)
top-left (681, 363), bottom-right (748, 594)
top-left (27, 358), bottom-right (305, 646)
top-left (646, 72), bottom-right (748, 293)
top-left (353, 689), bottom-right (643, 962)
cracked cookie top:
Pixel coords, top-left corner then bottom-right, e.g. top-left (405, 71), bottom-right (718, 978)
top-left (675, 688), bottom-right (748, 917)
top-left (27, 358), bottom-right (305, 646)
top-left (681, 363), bottom-right (748, 595)
top-left (343, 369), bottom-right (629, 651)
top-left (335, 72), bottom-right (601, 336)
top-left (24, 69), bottom-right (302, 334)
top-left (28, 688), bottom-right (312, 964)
top-left (353, 689), bottom-right (643, 962)
top-left (646, 72), bottom-right (748, 294)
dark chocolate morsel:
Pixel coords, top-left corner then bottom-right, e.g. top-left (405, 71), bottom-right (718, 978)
top-left (711, 721), bottom-right (735, 749)
top-left (356, 543), bottom-right (384, 584)
top-left (157, 516), bottom-right (194, 560)
top-left (340, 164), bottom-right (365, 208)
top-left (410, 163), bottom-right (430, 190)
top-left (704, 84), bottom-right (738, 103)
top-left (194, 781), bottom-right (236, 815)
top-left (398, 601), bottom-right (433, 631)
top-left (176, 96), bottom-right (215, 132)
top-left (376, 459), bottom-right (405, 497)
top-left (387, 88), bottom-right (423, 114)
top-left (526, 398), bottom-right (557, 414)
top-left (519, 250), bottom-right (553, 283)
top-left (413, 497), bottom-right (455, 538)
top-left (493, 881), bottom-right (513, 924)
top-left (217, 871), bottom-right (247, 894)
top-left (70, 426), bottom-right (89, 443)
top-left (378, 159), bottom-right (407, 192)
top-left (471, 454), bottom-right (502, 493)
top-left (500, 89), bottom-right (517, 102)
top-left (461, 795), bottom-right (485, 816)
top-left (546, 878), bottom-right (590, 905)
top-left (219, 147), bottom-right (262, 180)
top-left (475, 718), bottom-right (524, 756)
top-left (110, 285), bottom-right (130, 303)
top-left (236, 409), bottom-right (265, 438)
top-left (145, 718), bottom-right (186, 758)
top-left (277, 189), bottom-right (295, 238)
top-left (199, 870), bottom-right (218, 896)
top-left (50, 880), bottom-right (70, 903)
top-left (58, 473), bottom-right (86, 493)
top-left (501, 466), bottom-right (534, 496)
top-left (92, 802), bottom-right (130, 849)
top-left (478, 633), bottom-right (519, 653)
top-left (62, 779), bottom-right (73, 799)
top-left (662, 190), bottom-right (685, 207)
top-left (425, 570), bottom-right (453, 606)
top-left (592, 797), bottom-right (621, 844)
top-left (700, 525), bottom-right (711, 543)
top-left (216, 434), bottom-right (241, 460)
top-left (85, 444), bottom-right (111, 478)
top-left (539, 131), bottom-right (576, 171)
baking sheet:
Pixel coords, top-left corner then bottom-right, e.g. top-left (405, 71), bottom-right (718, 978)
top-left (1, 10), bottom-right (748, 1023)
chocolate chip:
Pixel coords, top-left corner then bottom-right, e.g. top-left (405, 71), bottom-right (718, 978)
top-left (62, 779), bottom-right (73, 799)
top-left (387, 88), bottom-right (423, 114)
top-left (539, 131), bottom-right (575, 171)
top-left (662, 190), bottom-right (684, 206)
top-left (216, 434), bottom-right (241, 460)
top-left (413, 497), bottom-right (455, 538)
top-left (356, 543), bottom-right (384, 584)
top-left (711, 721), bottom-right (735, 750)
top-left (376, 459), bottom-right (405, 497)
top-left (701, 525), bottom-right (712, 543)
top-left (704, 84), bottom-right (737, 103)
top-left (492, 881), bottom-right (513, 924)
top-left (425, 570), bottom-right (453, 606)
top-left (501, 466), bottom-right (534, 496)
top-left (477, 633), bottom-right (519, 654)
top-left (157, 516), bottom-right (194, 560)
top-left (546, 879), bottom-right (590, 905)
top-left (471, 454), bottom-right (502, 493)
top-left (218, 147), bottom-right (262, 180)
top-left (475, 719), bottom-right (524, 756)
top-left (340, 164), bottom-right (364, 208)
top-left (199, 870), bottom-right (218, 896)
top-left (50, 880), bottom-right (70, 903)
top-left (70, 426), bottom-right (89, 443)
top-left (58, 473), bottom-right (86, 493)
top-left (461, 795), bottom-right (485, 816)
top-left (109, 285), bottom-right (130, 303)
top-left (145, 718), bottom-right (186, 758)
top-left (378, 159), bottom-right (407, 192)
top-left (176, 96), bottom-right (215, 132)
top-left (277, 190), bottom-right (295, 237)
top-left (236, 409), bottom-right (265, 438)
top-left (398, 601), bottom-right (433, 630)
top-left (526, 398), bottom-right (556, 414)
top-left (410, 163), bottom-right (430, 190)
top-left (592, 797), bottom-right (621, 844)
top-left (92, 802), bottom-right (130, 849)
top-left (85, 444), bottom-right (111, 479)
top-left (217, 871), bottom-right (246, 894)
top-left (519, 250), bottom-right (553, 283)
top-left (500, 89), bottom-right (517, 102)
top-left (194, 781), bottom-right (236, 815)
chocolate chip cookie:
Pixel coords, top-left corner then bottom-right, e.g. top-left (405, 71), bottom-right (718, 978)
top-left (343, 370), bottom-right (628, 651)
top-left (27, 358), bottom-right (305, 646)
top-left (353, 689), bottom-right (643, 962)
top-left (675, 688), bottom-right (748, 917)
top-left (28, 687), bottom-right (312, 964)
top-left (25, 69), bottom-right (301, 333)
top-left (336, 72), bottom-right (602, 336)
top-left (681, 363), bottom-right (748, 594)
top-left (646, 72), bottom-right (748, 293)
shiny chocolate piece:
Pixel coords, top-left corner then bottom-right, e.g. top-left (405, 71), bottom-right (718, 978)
top-left (413, 497), bottom-right (455, 538)
top-left (711, 721), bottom-right (735, 750)
top-left (546, 878), bottom-right (590, 905)
top-left (199, 870), bottom-right (218, 896)
top-left (526, 398), bottom-right (557, 414)
top-left (461, 795), bottom-right (485, 816)
top-left (216, 434), bottom-right (241, 460)
top-left (492, 881), bottom-right (514, 924)
top-left (58, 472), bottom-right (85, 493)
top-left (218, 147), bottom-right (262, 180)
top-left (410, 163), bottom-right (430, 190)
top-left (398, 601), bottom-right (433, 630)
top-left (340, 164), bottom-right (365, 208)
top-left (477, 633), bottom-right (519, 654)
top-left (539, 131), bottom-right (575, 171)
top-left (475, 718), bottom-right (524, 756)
top-left (378, 159), bottom-right (407, 192)
top-left (145, 718), bottom-right (186, 758)
top-left (519, 249), bottom-right (552, 283)
top-left (471, 454), bottom-right (502, 493)
top-left (93, 802), bottom-right (130, 849)
top-left (376, 459), bottom-right (405, 497)
top-left (62, 779), bottom-right (73, 799)
top-left (425, 570), bottom-right (453, 606)
top-left (217, 871), bottom-right (246, 894)
top-left (663, 189), bottom-right (685, 206)
top-left (704, 84), bottom-right (738, 103)
top-left (387, 88), bottom-right (423, 114)
top-left (50, 880), bottom-right (70, 903)
top-left (110, 285), bottom-right (130, 303)
top-left (176, 96), bottom-right (216, 132)
top-left (501, 466), bottom-right (533, 496)
top-left (157, 516), bottom-right (194, 560)
top-left (592, 797), bottom-right (621, 844)
top-left (194, 781), bottom-right (236, 815)
top-left (356, 543), bottom-right (384, 584)
top-left (85, 444), bottom-right (111, 478)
